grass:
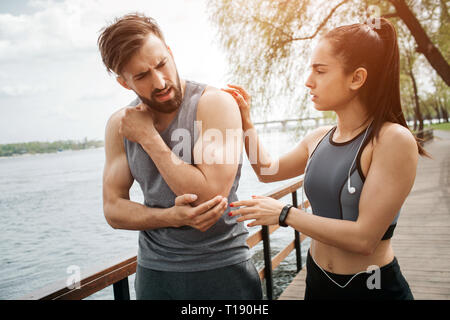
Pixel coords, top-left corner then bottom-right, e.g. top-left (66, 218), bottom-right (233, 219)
top-left (424, 122), bottom-right (450, 131)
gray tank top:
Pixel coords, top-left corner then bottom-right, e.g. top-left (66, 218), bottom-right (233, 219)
top-left (304, 125), bottom-right (400, 240)
top-left (123, 80), bottom-right (249, 272)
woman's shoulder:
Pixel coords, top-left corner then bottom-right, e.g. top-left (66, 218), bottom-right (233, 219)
top-left (305, 125), bottom-right (334, 142)
top-left (302, 125), bottom-right (335, 155)
top-left (374, 122), bottom-right (418, 155)
top-left (306, 125), bottom-right (334, 140)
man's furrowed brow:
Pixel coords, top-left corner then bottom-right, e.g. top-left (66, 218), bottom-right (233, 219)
top-left (155, 57), bottom-right (167, 68)
top-left (132, 57), bottom-right (167, 79)
top-left (134, 70), bottom-right (149, 79)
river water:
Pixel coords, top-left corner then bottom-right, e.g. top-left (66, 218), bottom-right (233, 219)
top-left (0, 128), bottom-right (313, 300)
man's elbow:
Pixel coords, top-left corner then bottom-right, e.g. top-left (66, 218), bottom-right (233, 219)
top-left (191, 181), bottom-right (234, 205)
top-left (103, 201), bottom-right (121, 229)
top-left (191, 189), bottom-right (230, 207)
top-left (255, 162), bottom-right (279, 183)
top-left (214, 172), bottom-right (237, 199)
top-left (257, 174), bottom-right (274, 183)
top-left (104, 212), bottom-right (120, 230)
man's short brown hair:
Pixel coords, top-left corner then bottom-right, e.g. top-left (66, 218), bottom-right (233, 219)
top-left (97, 13), bottom-right (166, 75)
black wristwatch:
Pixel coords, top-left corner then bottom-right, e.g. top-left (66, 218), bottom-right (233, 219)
top-left (279, 204), bottom-right (293, 227)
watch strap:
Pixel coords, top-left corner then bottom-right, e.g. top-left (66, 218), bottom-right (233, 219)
top-left (279, 204), bottom-right (293, 227)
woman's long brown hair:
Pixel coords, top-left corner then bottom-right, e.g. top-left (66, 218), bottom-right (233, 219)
top-left (323, 18), bottom-right (430, 157)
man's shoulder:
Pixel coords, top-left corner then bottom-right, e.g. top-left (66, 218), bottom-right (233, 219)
top-left (104, 107), bottom-right (128, 155)
top-left (106, 97), bottom-right (140, 130)
top-left (195, 85), bottom-right (241, 130)
top-left (106, 107), bottom-right (127, 131)
top-left (198, 86), bottom-right (239, 115)
top-left (201, 85), bottom-right (235, 101)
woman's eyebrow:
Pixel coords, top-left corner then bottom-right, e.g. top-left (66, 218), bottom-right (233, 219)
top-left (312, 63), bottom-right (328, 68)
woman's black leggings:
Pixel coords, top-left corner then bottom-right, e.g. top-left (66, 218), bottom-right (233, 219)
top-left (304, 250), bottom-right (414, 300)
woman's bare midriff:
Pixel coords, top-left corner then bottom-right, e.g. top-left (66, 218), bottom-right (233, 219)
top-left (311, 239), bottom-right (395, 275)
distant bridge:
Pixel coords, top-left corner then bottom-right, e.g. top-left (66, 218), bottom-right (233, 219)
top-left (253, 117), bottom-right (331, 131)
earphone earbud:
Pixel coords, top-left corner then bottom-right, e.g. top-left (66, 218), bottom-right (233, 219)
top-left (347, 122), bottom-right (372, 195)
top-left (347, 176), bottom-right (356, 194)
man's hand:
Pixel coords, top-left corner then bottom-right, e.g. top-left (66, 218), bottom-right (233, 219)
top-left (170, 194), bottom-right (228, 232)
top-left (119, 104), bottom-right (156, 143)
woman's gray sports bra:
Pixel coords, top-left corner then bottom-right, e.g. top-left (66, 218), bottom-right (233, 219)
top-left (303, 126), bottom-right (399, 240)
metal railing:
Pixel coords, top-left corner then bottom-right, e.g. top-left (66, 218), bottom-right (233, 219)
top-left (21, 177), bottom-right (309, 300)
top-left (254, 178), bottom-right (309, 300)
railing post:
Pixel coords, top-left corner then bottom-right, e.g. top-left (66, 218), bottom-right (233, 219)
top-left (292, 191), bottom-right (302, 272)
top-left (113, 277), bottom-right (130, 300)
top-left (261, 225), bottom-right (273, 300)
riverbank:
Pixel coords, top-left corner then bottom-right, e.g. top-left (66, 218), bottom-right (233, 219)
top-left (0, 139), bottom-right (104, 157)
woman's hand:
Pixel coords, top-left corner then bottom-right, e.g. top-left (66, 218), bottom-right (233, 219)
top-left (171, 194), bottom-right (228, 232)
top-left (229, 195), bottom-right (285, 227)
top-left (221, 84), bottom-right (253, 129)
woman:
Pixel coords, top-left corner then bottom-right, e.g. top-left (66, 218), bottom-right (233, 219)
top-left (223, 18), bottom-right (429, 300)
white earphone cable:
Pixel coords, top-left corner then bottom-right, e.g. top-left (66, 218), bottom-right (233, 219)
top-left (347, 122), bottom-right (372, 194)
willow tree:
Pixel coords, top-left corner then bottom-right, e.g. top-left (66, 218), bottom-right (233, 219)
top-left (395, 0), bottom-right (449, 131)
top-left (207, 0), bottom-right (449, 121)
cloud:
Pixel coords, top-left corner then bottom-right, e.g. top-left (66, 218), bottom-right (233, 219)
top-left (0, 2), bottom-right (98, 61)
top-left (0, 0), bottom-right (228, 144)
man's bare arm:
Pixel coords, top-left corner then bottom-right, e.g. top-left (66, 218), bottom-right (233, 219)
top-left (137, 89), bottom-right (242, 206)
top-left (102, 109), bottom-right (228, 231)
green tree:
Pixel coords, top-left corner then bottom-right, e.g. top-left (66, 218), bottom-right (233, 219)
top-left (397, 17), bottom-right (425, 132)
top-left (208, 0), bottom-right (449, 122)
top-left (432, 73), bottom-right (449, 122)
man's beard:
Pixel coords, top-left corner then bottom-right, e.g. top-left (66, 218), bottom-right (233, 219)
top-left (137, 73), bottom-right (183, 114)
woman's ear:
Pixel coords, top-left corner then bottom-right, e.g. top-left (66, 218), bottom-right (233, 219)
top-left (116, 76), bottom-right (131, 90)
top-left (349, 67), bottom-right (367, 91)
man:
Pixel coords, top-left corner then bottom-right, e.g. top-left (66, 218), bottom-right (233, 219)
top-left (98, 13), bottom-right (262, 300)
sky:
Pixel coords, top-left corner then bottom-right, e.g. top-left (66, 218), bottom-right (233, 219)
top-left (0, 0), bottom-right (229, 144)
